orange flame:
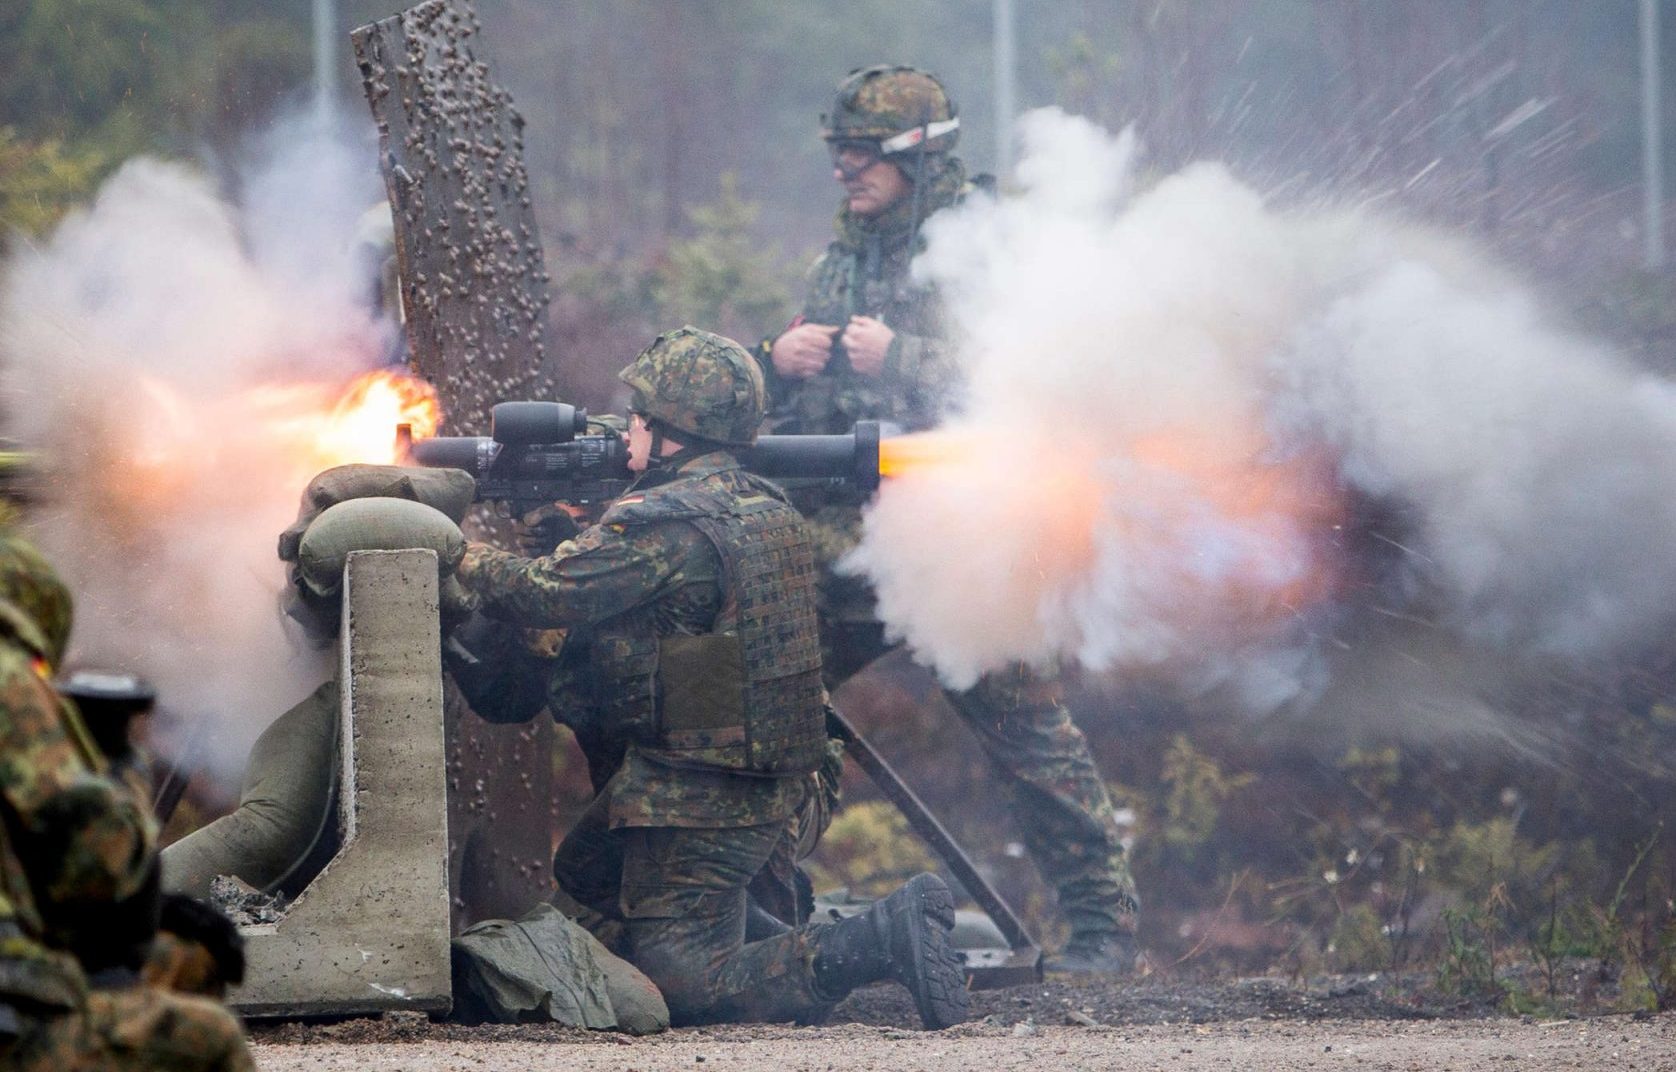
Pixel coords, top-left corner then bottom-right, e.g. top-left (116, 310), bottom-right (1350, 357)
top-left (114, 368), bottom-right (440, 500)
top-left (879, 432), bottom-right (966, 479)
top-left (71, 367), bottom-right (442, 554)
top-left (309, 368), bottom-right (441, 468)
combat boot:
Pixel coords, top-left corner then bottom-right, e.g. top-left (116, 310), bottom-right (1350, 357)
top-left (1047, 931), bottom-right (1139, 976)
top-left (812, 873), bottom-right (969, 1030)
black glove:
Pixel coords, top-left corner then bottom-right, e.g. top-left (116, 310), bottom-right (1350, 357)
top-left (158, 892), bottom-right (247, 988)
top-left (442, 613), bottom-right (551, 725)
top-left (514, 504), bottom-right (580, 557)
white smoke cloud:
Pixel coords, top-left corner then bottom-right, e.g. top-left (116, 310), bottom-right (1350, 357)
top-left (0, 107), bottom-right (389, 787)
top-left (847, 107), bottom-right (1676, 719)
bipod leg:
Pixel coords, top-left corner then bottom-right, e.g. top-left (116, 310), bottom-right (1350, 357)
top-left (826, 705), bottom-right (1042, 989)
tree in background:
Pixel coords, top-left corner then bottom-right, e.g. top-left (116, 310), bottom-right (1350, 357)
top-left (0, 0), bottom-right (311, 238)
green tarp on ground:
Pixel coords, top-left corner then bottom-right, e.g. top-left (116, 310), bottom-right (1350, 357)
top-left (452, 904), bottom-right (669, 1035)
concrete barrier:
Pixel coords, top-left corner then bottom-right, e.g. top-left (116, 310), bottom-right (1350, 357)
top-left (231, 549), bottom-right (453, 1017)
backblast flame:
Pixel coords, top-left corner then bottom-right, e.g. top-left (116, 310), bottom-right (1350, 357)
top-left (98, 368), bottom-right (441, 538)
top-left (309, 368), bottom-right (441, 468)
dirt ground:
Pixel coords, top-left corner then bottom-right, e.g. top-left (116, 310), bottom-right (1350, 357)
top-left (248, 976), bottom-right (1676, 1071)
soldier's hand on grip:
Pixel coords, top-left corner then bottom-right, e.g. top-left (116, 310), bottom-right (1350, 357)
top-left (515, 503), bottom-right (582, 557)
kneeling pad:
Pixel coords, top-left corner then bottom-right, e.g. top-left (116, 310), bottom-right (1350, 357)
top-left (297, 497), bottom-right (465, 598)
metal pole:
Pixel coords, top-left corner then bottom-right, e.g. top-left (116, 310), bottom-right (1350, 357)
top-left (993, 0), bottom-right (1017, 181)
top-left (314, 0), bottom-right (339, 123)
top-left (1642, 0), bottom-right (1665, 269)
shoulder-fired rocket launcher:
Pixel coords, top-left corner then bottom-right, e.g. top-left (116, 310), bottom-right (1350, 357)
top-left (398, 401), bottom-right (882, 514)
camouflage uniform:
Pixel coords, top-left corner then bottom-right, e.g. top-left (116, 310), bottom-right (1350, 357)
top-left (0, 532), bottom-right (253, 1071)
top-left (457, 330), bottom-right (838, 1025)
top-left (756, 67), bottom-right (1140, 956)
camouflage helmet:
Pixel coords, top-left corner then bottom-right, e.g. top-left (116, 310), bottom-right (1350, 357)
top-left (822, 65), bottom-right (960, 157)
top-left (619, 326), bottom-right (766, 447)
top-left (0, 530), bottom-right (73, 669)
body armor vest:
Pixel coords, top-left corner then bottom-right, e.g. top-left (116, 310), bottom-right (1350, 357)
top-left (787, 238), bottom-right (936, 437)
top-left (588, 462), bottom-right (826, 777)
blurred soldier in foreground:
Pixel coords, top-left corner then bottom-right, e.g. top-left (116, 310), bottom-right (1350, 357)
top-left (456, 327), bottom-right (968, 1029)
top-left (0, 529), bottom-right (253, 1071)
top-left (757, 65), bottom-right (1141, 973)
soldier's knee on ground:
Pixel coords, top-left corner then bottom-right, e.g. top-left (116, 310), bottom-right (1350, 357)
top-left (627, 947), bottom-right (711, 1024)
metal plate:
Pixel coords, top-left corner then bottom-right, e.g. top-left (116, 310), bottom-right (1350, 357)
top-left (352, 0), bottom-right (551, 435)
top-left (963, 946), bottom-right (1045, 990)
top-left (828, 707), bottom-right (1044, 990)
top-left (352, 1), bottom-right (556, 926)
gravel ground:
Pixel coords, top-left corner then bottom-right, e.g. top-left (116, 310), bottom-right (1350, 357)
top-left (248, 975), bottom-right (1676, 1071)
top-left (251, 1014), bottom-right (1676, 1072)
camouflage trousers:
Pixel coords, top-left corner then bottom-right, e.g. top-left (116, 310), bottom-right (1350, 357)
top-left (824, 616), bottom-right (1140, 943)
top-left (554, 791), bottom-right (831, 1026)
top-left (1, 986), bottom-right (255, 1072)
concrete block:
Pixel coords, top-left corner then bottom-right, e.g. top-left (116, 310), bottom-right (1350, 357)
top-left (231, 549), bottom-right (453, 1017)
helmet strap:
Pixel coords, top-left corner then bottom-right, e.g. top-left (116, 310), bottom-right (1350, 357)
top-left (644, 421), bottom-right (672, 471)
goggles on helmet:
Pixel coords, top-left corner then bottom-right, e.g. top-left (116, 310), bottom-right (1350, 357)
top-left (829, 139), bottom-right (884, 181)
top-left (827, 116), bottom-right (963, 180)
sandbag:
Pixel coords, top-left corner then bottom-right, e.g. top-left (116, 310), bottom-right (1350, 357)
top-left (161, 678), bottom-right (339, 898)
top-left (451, 903), bottom-right (669, 1034)
top-left (296, 497), bottom-right (465, 597)
top-left (278, 464), bottom-right (476, 562)
top-left (280, 465), bottom-right (477, 640)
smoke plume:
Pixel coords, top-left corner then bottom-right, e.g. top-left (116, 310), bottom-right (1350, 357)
top-left (0, 107), bottom-right (390, 787)
top-left (848, 108), bottom-right (1676, 723)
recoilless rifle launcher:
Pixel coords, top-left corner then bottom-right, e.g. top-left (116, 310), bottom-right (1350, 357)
top-left (398, 401), bottom-right (882, 514)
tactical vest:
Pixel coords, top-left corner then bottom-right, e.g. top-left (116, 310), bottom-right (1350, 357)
top-left (587, 463), bottom-right (827, 777)
top-left (784, 238), bottom-right (939, 437)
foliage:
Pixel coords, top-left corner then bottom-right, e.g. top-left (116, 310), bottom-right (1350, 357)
top-left (1432, 817), bottom-right (1561, 910)
top-left (0, 128), bottom-right (110, 239)
top-left (645, 175), bottom-right (792, 340)
top-left (1438, 899), bottom-right (1506, 1000)
top-left (1326, 903), bottom-right (1387, 973)
top-left (555, 175), bottom-right (794, 406)
top-left (1656, 911), bottom-right (1676, 1011)
top-left (1156, 734), bottom-right (1253, 862)
top-left (0, 0), bottom-right (311, 162)
top-left (804, 799), bottom-right (938, 900)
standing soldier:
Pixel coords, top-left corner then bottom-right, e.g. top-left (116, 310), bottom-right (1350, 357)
top-left (455, 327), bottom-right (968, 1029)
top-left (0, 529), bottom-right (254, 1071)
top-left (757, 65), bottom-right (1141, 974)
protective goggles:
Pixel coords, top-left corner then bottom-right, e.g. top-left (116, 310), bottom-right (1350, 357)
top-left (828, 139), bottom-right (884, 180)
top-left (827, 118), bottom-right (961, 180)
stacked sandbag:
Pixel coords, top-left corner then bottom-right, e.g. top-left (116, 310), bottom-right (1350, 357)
top-left (161, 465), bottom-right (481, 897)
top-left (278, 464), bottom-right (477, 640)
top-left (161, 680), bottom-right (341, 899)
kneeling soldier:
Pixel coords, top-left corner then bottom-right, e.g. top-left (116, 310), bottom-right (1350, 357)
top-left (456, 327), bottom-right (968, 1028)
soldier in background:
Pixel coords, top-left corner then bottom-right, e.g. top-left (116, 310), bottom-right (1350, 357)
top-left (456, 327), bottom-right (968, 1029)
top-left (757, 65), bottom-right (1142, 974)
top-left (0, 529), bottom-right (254, 1071)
